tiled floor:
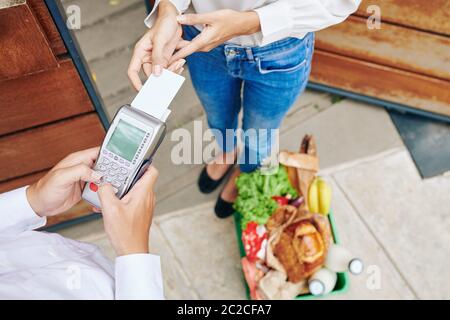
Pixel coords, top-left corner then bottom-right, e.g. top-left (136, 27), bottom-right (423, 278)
top-left (58, 0), bottom-right (450, 299)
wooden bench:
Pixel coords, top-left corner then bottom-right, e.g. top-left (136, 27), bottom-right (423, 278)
top-left (312, 0), bottom-right (450, 119)
top-left (0, 0), bottom-right (106, 227)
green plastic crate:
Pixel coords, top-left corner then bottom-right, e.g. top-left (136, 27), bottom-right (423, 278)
top-left (234, 211), bottom-right (349, 300)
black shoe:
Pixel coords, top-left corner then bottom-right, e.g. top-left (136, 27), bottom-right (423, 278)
top-left (198, 164), bottom-right (234, 194)
top-left (214, 196), bottom-right (235, 219)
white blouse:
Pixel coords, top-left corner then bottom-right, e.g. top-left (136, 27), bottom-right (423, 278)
top-left (146, 0), bottom-right (361, 46)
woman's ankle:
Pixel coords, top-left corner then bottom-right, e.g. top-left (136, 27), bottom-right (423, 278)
top-left (220, 168), bottom-right (240, 202)
top-left (216, 149), bottom-right (237, 165)
top-left (206, 150), bottom-right (237, 179)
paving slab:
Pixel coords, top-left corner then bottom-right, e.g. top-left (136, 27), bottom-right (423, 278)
top-left (333, 150), bottom-right (450, 299)
top-left (322, 176), bottom-right (415, 299)
top-left (155, 176), bottom-right (220, 216)
top-left (102, 87), bottom-right (137, 120)
top-left (280, 90), bottom-right (334, 134)
top-left (71, 4), bottom-right (147, 62)
top-left (280, 99), bottom-right (403, 169)
top-left (156, 202), bottom-right (247, 300)
top-left (151, 117), bottom-right (208, 194)
top-left (89, 47), bottom-right (135, 99)
top-left (62, 0), bottom-right (143, 27)
top-left (148, 223), bottom-right (199, 299)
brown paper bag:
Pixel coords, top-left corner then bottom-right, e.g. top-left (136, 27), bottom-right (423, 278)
top-left (279, 135), bottom-right (319, 211)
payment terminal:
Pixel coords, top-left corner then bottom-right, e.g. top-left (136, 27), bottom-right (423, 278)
top-left (82, 70), bottom-right (185, 208)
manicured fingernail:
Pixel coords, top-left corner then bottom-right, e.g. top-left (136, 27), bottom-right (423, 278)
top-left (176, 15), bottom-right (185, 22)
top-left (154, 65), bottom-right (162, 76)
top-left (92, 171), bottom-right (103, 182)
top-left (177, 59), bottom-right (186, 69)
top-left (113, 187), bottom-right (119, 194)
top-left (179, 67), bottom-right (185, 74)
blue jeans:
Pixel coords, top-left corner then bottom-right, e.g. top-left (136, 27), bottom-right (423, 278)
top-left (183, 26), bottom-right (314, 172)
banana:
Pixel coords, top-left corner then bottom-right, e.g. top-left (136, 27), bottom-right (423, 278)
top-left (308, 177), bottom-right (332, 215)
top-left (308, 178), bottom-right (319, 213)
top-left (318, 178), bottom-right (332, 215)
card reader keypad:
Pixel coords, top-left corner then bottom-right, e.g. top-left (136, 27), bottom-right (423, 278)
top-left (95, 151), bottom-right (130, 192)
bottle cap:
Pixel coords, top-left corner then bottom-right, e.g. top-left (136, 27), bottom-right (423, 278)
top-left (309, 279), bottom-right (325, 296)
top-left (349, 258), bottom-right (364, 275)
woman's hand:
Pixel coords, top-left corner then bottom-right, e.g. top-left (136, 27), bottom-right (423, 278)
top-left (97, 167), bottom-right (159, 256)
top-left (170, 9), bottom-right (261, 62)
top-left (26, 147), bottom-right (102, 217)
top-left (128, 0), bottom-right (186, 90)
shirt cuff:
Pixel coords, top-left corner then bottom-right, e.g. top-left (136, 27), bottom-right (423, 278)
top-left (255, 1), bottom-right (292, 46)
top-left (115, 253), bottom-right (165, 300)
top-left (0, 186), bottom-right (47, 234)
top-left (255, 0), bottom-right (359, 46)
top-left (144, 0), bottom-right (189, 28)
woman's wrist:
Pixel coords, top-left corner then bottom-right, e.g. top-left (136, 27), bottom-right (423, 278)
top-left (238, 11), bottom-right (261, 36)
top-left (158, 0), bottom-right (178, 17)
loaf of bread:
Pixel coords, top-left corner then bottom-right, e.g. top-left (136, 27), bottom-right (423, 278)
top-left (268, 209), bottom-right (332, 283)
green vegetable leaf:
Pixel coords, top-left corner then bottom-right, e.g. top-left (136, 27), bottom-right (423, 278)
top-left (234, 165), bottom-right (297, 229)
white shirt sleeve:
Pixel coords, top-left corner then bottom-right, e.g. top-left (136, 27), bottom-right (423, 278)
top-left (255, 0), bottom-right (361, 46)
top-left (114, 254), bottom-right (165, 300)
top-left (144, 0), bottom-right (191, 28)
top-left (0, 187), bottom-right (47, 234)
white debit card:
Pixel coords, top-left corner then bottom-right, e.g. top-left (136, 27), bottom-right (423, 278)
top-left (131, 69), bottom-right (185, 121)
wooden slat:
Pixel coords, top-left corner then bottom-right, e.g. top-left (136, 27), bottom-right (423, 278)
top-left (0, 114), bottom-right (105, 182)
top-left (310, 50), bottom-right (450, 117)
top-left (0, 2), bottom-right (58, 81)
top-left (316, 16), bottom-right (450, 81)
top-left (0, 58), bottom-right (94, 135)
top-left (27, 0), bottom-right (67, 56)
top-left (356, 0), bottom-right (450, 36)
